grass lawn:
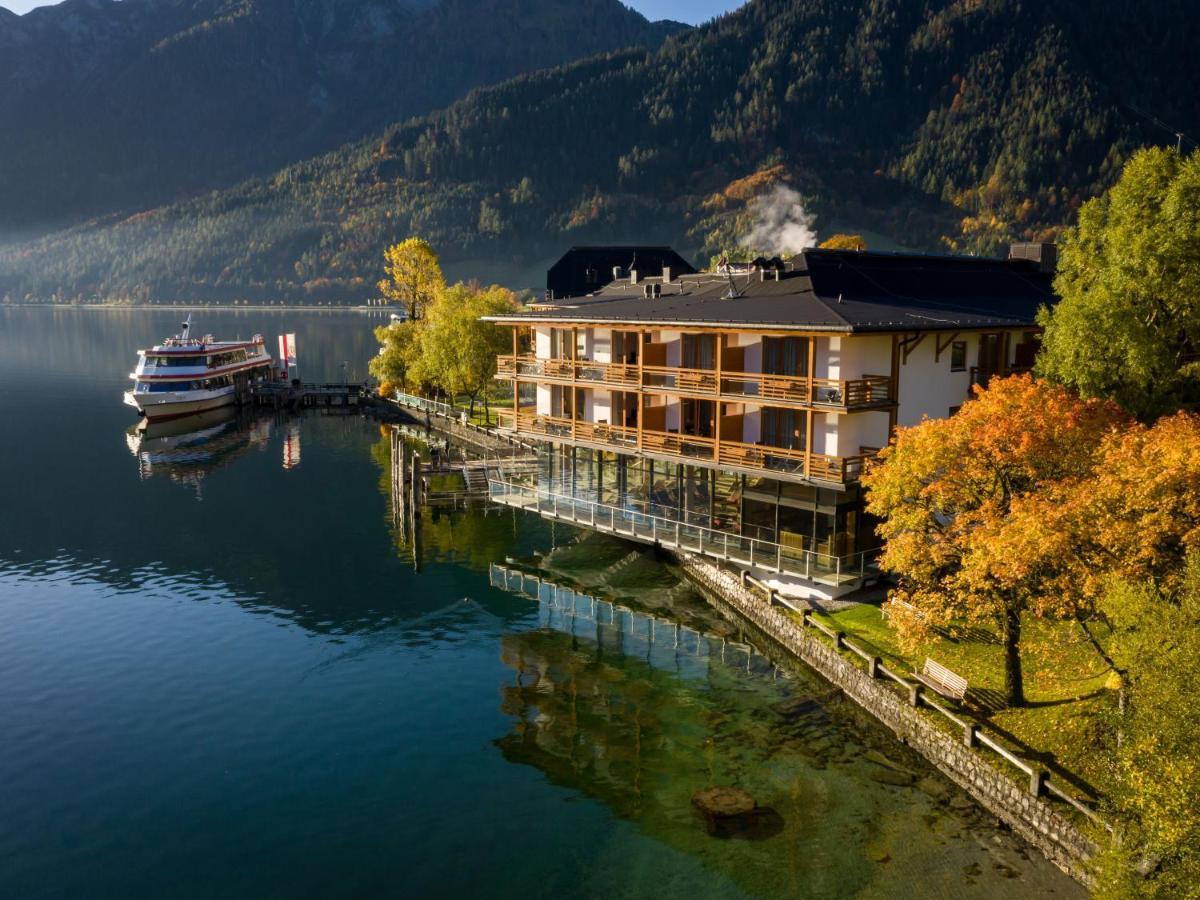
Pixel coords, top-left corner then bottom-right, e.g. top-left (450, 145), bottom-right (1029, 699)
top-left (808, 604), bottom-right (1117, 799)
top-left (447, 393), bottom-right (513, 427)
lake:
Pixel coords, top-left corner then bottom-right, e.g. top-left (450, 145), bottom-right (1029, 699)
top-left (0, 307), bottom-right (1081, 897)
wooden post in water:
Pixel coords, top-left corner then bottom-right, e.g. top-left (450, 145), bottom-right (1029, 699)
top-left (410, 453), bottom-right (422, 523)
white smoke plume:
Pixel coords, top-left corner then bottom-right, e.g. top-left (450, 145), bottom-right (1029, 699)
top-left (741, 186), bottom-right (818, 257)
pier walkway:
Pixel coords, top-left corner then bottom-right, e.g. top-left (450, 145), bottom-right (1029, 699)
top-left (250, 381), bottom-right (368, 410)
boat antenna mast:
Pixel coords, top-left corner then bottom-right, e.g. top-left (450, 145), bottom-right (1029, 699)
top-left (179, 314), bottom-right (192, 341)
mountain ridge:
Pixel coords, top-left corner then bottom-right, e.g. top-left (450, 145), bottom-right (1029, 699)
top-left (2, 0), bottom-right (1198, 303)
top-left (0, 0), bottom-right (685, 231)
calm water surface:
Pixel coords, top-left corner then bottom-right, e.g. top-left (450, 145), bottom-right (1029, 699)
top-left (0, 308), bottom-right (1081, 898)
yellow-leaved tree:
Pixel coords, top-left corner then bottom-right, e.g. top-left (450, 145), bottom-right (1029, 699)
top-left (378, 237), bottom-right (445, 321)
top-left (819, 234), bottom-right (867, 250)
top-left (414, 282), bottom-right (518, 422)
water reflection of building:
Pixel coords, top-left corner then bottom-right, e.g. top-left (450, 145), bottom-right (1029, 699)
top-left (125, 409), bottom-right (272, 495)
top-left (490, 563), bottom-right (776, 680)
top-left (493, 609), bottom-right (824, 882)
top-left (489, 565), bottom-right (940, 892)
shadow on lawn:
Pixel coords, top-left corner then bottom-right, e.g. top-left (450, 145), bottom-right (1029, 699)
top-left (968, 695), bottom-right (1106, 800)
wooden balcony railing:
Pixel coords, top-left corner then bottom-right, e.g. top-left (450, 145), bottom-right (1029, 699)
top-left (575, 361), bottom-right (639, 387)
top-left (642, 364), bottom-right (719, 394)
top-left (496, 355), bottom-right (893, 410)
top-left (574, 420), bottom-right (638, 447)
top-left (499, 410), bottom-right (872, 483)
top-left (641, 429), bottom-right (716, 459)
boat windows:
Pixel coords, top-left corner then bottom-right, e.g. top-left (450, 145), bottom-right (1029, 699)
top-left (208, 350), bottom-right (248, 368)
top-left (152, 356), bottom-right (205, 367)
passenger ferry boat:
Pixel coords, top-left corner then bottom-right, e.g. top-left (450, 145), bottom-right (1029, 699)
top-left (124, 316), bottom-right (275, 421)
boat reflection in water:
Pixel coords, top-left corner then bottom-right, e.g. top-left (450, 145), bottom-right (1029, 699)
top-left (125, 408), bottom-right (274, 495)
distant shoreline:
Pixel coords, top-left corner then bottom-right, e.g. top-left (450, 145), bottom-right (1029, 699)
top-left (7, 303), bottom-right (401, 313)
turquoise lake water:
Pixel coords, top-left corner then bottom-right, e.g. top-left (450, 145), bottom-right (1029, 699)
top-left (0, 308), bottom-right (1081, 898)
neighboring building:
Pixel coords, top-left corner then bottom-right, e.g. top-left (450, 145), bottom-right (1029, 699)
top-left (546, 246), bottom-right (696, 300)
top-left (486, 244), bottom-right (1056, 598)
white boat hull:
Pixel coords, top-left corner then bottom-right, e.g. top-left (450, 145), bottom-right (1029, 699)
top-left (124, 387), bottom-right (237, 422)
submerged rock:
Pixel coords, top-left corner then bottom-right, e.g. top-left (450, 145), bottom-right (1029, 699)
top-left (692, 786), bottom-right (756, 820)
top-left (867, 767), bottom-right (915, 787)
top-left (916, 776), bottom-right (951, 801)
top-left (864, 749), bottom-right (918, 786)
top-left (691, 787), bottom-right (784, 840)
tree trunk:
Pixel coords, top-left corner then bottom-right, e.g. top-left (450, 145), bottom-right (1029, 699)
top-left (1002, 605), bottom-right (1025, 707)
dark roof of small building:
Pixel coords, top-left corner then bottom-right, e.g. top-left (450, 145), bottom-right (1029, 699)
top-left (491, 248), bottom-right (1056, 332)
top-left (546, 245), bottom-right (697, 300)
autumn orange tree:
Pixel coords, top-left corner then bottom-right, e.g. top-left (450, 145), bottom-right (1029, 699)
top-left (862, 376), bottom-right (1128, 706)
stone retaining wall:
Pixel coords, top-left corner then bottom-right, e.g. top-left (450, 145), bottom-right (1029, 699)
top-left (678, 553), bottom-right (1098, 884)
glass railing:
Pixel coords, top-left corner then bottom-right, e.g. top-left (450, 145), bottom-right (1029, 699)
top-left (487, 478), bottom-right (879, 588)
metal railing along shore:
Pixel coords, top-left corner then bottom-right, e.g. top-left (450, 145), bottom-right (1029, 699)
top-left (488, 477), bottom-right (878, 588)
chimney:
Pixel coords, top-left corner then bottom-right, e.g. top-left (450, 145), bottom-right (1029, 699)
top-left (662, 266), bottom-right (672, 284)
top-left (1008, 242), bottom-right (1057, 274)
top-left (612, 265), bottom-right (623, 281)
top-left (629, 269), bottom-right (639, 285)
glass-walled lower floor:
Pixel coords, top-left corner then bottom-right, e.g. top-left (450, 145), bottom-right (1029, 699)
top-left (534, 445), bottom-right (882, 560)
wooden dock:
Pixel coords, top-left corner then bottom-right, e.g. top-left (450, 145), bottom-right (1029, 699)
top-left (250, 381), bottom-right (368, 411)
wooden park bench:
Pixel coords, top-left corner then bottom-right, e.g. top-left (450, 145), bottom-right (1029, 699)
top-left (912, 658), bottom-right (969, 701)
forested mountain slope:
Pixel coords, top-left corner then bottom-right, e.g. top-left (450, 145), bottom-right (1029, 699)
top-left (0, 0), bottom-right (682, 231)
top-left (3, 0), bottom-right (1198, 303)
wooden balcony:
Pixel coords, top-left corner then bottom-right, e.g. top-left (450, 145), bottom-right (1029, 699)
top-left (573, 420), bottom-right (638, 448)
top-left (721, 371), bottom-right (892, 407)
top-left (498, 410), bottom-right (872, 484)
top-left (496, 355), bottom-right (892, 410)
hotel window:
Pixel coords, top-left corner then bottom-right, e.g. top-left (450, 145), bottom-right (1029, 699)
top-left (950, 341), bottom-right (967, 372)
top-left (612, 331), bottom-right (639, 364)
top-left (761, 408), bottom-right (805, 450)
top-left (762, 336), bottom-right (809, 376)
top-left (681, 333), bottom-right (715, 370)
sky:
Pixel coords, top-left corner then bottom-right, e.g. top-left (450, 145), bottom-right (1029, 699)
top-left (0, 0), bottom-right (745, 23)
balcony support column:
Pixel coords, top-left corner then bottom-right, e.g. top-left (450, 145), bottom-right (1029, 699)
top-left (636, 332), bottom-right (646, 451)
top-left (888, 334), bottom-right (900, 433)
top-left (714, 333), bottom-right (724, 464)
top-left (570, 327), bottom-right (578, 441)
top-left (804, 409), bottom-right (814, 480)
top-left (805, 340), bottom-right (816, 478)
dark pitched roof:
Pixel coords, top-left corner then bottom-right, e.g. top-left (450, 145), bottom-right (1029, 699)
top-left (491, 248), bottom-right (1056, 332)
top-left (546, 245), bottom-right (696, 300)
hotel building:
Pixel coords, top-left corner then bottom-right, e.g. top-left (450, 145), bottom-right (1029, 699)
top-left (486, 244), bottom-right (1056, 598)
